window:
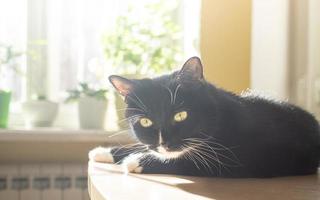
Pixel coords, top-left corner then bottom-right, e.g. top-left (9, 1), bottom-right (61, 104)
top-left (0, 0), bottom-right (201, 129)
top-left (0, 0), bottom-right (27, 102)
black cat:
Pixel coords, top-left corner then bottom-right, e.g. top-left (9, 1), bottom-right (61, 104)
top-left (89, 57), bottom-right (320, 177)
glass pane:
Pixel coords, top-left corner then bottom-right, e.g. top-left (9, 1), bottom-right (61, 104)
top-left (0, 0), bottom-right (27, 102)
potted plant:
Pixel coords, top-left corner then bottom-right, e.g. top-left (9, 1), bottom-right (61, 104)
top-left (0, 44), bottom-right (24, 128)
top-left (17, 40), bottom-right (60, 127)
top-left (21, 95), bottom-right (59, 127)
top-left (66, 83), bottom-right (108, 130)
top-left (101, 1), bottom-right (182, 128)
top-left (0, 91), bottom-right (11, 128)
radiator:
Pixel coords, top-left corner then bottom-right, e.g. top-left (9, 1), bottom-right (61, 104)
top-left (0, 164), bottom-right (90, 200)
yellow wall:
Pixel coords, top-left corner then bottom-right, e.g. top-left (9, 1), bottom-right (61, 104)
top-left (200, 0), bottom-right (251, 93)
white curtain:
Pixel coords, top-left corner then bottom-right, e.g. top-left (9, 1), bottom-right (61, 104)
top-left (0, 0), bottom-right (27, 101)
top-left (40, 0), bottom-right (200, 101)
top-left (1, 0), bottom-right (200, 128)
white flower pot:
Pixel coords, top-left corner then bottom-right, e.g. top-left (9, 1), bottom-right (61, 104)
top-left (78, 96), bottom-right (107, 129)
top-left (22, 100), bottom-right (59, 127)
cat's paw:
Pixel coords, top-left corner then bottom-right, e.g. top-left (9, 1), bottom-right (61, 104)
top-left (89, 147), bottom-right (114, 163)
top-left (122, 153), bottom-right (144, 174)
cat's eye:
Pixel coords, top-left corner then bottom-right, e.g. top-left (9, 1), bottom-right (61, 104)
top-left (174, 111), bottom-right (188, 122)
top-left (139, 117), bottom-right (153, 127)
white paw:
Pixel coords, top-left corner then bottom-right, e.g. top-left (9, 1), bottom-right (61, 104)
top-left (122, 153), bottom-right (144, 174)
top-left (89, 147), bottom-right (114, 163)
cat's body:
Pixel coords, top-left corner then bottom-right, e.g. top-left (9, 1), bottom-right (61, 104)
top-left (90, 57), bottom-right (320, 177)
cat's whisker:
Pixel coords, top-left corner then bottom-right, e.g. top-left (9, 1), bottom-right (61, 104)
top-left (187, 142), bottom-right (221, 172)
top-left (140, 156), bottom-right (150, 165)
top-left (117, 114), bottom-right (143, 123)
top-left (199, 131), bottom-right (216, 139)
top-left (190, 144), bottom-right (225, 174)
top-left (118, 114), bottom-right (143, 121)
top-left (113, 146), bottom-right (148, 158)
top-left (108, 129), bottom-right (130, 138)
top-left (113, 142), bottom-right (145, 152)
top-left (126, 95), bottom-right (148, 112)
top-left (131, 91), bottom-right (148, 111)
top-left (183, 137), bottom-right (241, 163)
top-left (193, 143), bottom-right (223, 173)
top-left (183, 139), bottom-right (228, 151)
top-left (185, 141), bottom-right (225, 173)
top-left (176, 100), bottom-right (185, 108)
top-left (149, 152), bottom-right (159, 164)
top-left (115, 147), bottom-right (149, 165)
top-left (197, 148), bottom-right (223, 174)
top-left (187, 145), bottom-right (213, 173)
top-left (172, 84), bottom-right (181, 105)
top-left (202, 141), bottom-right (241, 163)
top-left (116, 107), bottom-right (145, 112)
top-left (182, 145), bottom-right (201, 170)
top-left (112, 143), bottom-right (148, 159)
top-left (114, 148), bottom-right (146, 157)
top-left (162, 85), bottom-right (174, 105)
top-left (184, 139), bottom-right (232, 172)
top-left (108, 129), bottom-right (131, 138)
top-left (191, 150), bottom-right (215, 173)
top-left (213, 152), bottom-right (242, 167)
top-left (183, 144), bottom-right (208, 171)
top-left (198, 132), bottom-right (241, 152)
top-left (114, 143), bottom-right (141, 151)
top-left (184, 140), bottom-right (242, 167)
top-left (183, 138), bottom-right (225, 150)
top-left (188, 141), bottom-right (237, 167)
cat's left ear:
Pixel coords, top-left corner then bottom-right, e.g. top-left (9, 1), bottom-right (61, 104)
top-left (177, 56), bottom-right (204, 82)
top-left (109, 75), bottom-right (134, 96)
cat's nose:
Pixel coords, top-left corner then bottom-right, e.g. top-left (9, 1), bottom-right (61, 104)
top-left (162, 142), bottom-right (178, 151)
top-left (160, 142), bottom-right (167, 148)
top-left (159, 142), bottom-right (170, 150)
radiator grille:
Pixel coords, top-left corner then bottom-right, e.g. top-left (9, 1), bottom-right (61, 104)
top-left (0, 164), bottom-right (89, 200)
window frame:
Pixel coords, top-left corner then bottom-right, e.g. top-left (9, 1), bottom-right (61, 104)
top-left (9, 0), bottom-right (201, 129)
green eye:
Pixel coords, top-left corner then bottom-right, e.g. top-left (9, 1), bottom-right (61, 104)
top-left (139, 117), bottom-right (153, 127)
top-left (174, 111), bottom-right (188, 122)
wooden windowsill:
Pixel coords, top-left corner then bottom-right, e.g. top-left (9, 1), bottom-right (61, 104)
top-left (88, 161), bottom-right (320, 200)
top-left (0, 129), bottom-right (135, 163)
top-left (0, 128), bottom-right (134, 143)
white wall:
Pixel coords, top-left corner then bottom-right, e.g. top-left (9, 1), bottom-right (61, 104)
top-left (306, 0), bottom-right (320, 114)
top-left (250, 0), bottom-right (290, 100)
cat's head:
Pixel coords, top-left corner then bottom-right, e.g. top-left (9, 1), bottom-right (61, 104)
top-left (109, 57), bottom-right (214, 160)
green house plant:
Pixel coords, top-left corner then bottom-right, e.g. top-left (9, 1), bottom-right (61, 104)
top-left (101, 1), bottom-right (183, 129)
top-left (66, 83), bottom-right (108, 129)
top-left (0, 44), bottom-right (24, 128)
top-left (0, 91), bottom-right (11, 128)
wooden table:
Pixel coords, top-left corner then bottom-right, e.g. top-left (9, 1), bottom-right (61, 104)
top-left (88, 161), bottom-right (320, 200)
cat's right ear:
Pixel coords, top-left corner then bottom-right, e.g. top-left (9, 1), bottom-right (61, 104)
top-left (176, 57), bottom-right (204, 88)
top-left (109, 75), bottom-right (134, 96)
top-left (177, 56), bottom-right (204, 82)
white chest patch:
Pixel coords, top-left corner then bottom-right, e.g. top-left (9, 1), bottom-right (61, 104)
top-left (153, 146), bottom-right (187, 160)
top-left (159, 131), bottom-right (163, 145)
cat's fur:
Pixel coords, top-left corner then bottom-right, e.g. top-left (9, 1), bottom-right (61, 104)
top-left (90, 57), bottom-right (320, 178)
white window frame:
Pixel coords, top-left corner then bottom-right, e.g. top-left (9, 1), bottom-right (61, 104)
top-left (9, 0), bottom-right (201, 129)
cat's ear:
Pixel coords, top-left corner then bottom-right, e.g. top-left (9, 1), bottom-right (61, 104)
top-left (178, 56), bottom-right (204, 81)
top-left (109, 75), bottom-right (134, 96)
